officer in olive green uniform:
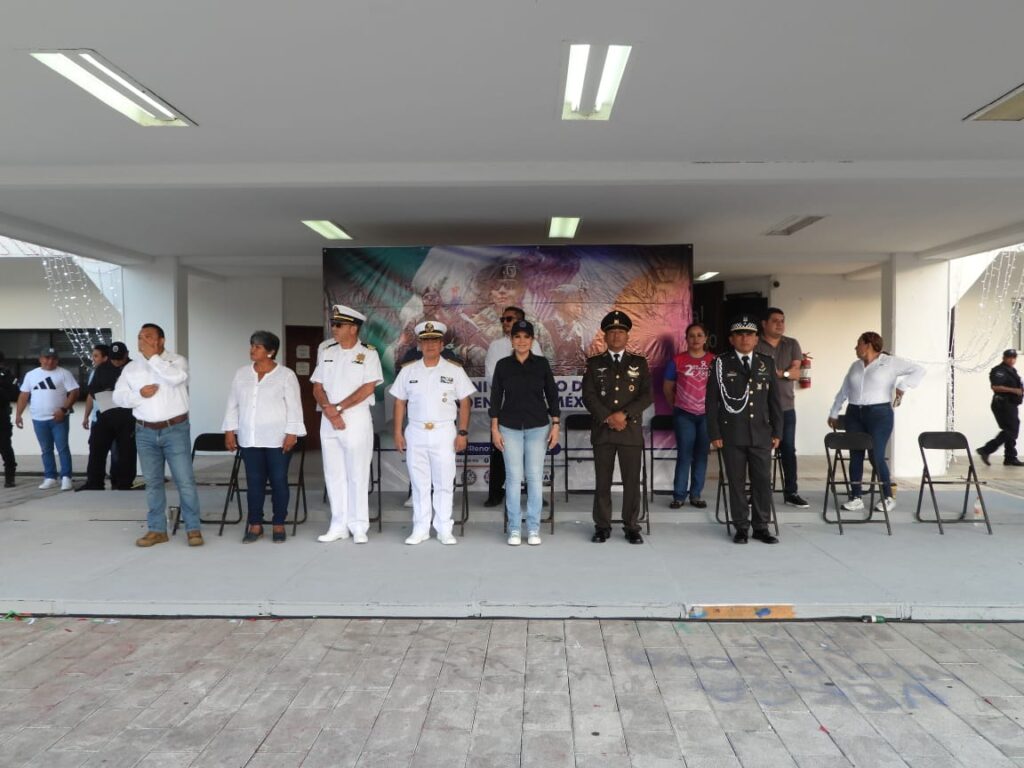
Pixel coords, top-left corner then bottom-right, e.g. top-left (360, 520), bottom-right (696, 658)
top-left (581, 310), bottom-right (653, 544)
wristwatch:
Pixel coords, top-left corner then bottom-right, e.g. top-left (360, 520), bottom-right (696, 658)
top-left (457, 429), bottom-right (469, 437)
top-left (334, 404), bottom-right (344, 413)
top-left (782, 371), bottom-right (790, 379)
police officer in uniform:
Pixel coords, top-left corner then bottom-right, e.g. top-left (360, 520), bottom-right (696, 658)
top-left (581, 310), bottom-right (653, 544)
top-left (390, 321), bottom-right (475, 545)
top-left (311, 305), bottom-right (384, 544)
top-left (82, 341), bottom-right (137, 490)
top-left (0, 352), bottom-right (18, 488)
top-left (706, 315), bottom-right (783, 544)
top-left (977, 348), bottom-right (1024, 466)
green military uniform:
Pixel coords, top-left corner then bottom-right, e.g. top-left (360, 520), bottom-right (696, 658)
top-left (581, 311), bottom-right (652, 539)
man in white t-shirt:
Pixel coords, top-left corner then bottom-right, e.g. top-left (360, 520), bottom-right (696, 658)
top-left (15, 347), bottom-right (79, 490)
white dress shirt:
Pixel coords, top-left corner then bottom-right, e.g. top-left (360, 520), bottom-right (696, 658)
top-left (113, 351), bottom-right (190, 422)
top-left (830, 353), bottom-right (926, 418)
top-left (221, 363), bottom-right (308, 448)
top-left (390, 358), bottom-right (476, 423)
top-left (484, 336), bottom-right (543, 382)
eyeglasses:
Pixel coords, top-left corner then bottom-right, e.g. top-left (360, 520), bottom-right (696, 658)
top-left (501, 316), bottom-right (519, 323)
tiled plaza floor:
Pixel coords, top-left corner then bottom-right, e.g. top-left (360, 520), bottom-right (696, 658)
top-left (2, 617), bottom-right (1024, 767)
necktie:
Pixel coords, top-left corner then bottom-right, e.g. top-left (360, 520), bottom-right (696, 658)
top-left (613, 353), bottom-right (621, 364)
top-left (741, 355), bottom-right (750, 375)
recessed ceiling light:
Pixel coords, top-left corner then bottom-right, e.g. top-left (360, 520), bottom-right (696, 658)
top-left (764, 215), bottom-right (826, 236)
top-left (695, 271), bottom-right (719, 281)
top-left (30, 50), bottom-right (192, 127)
top-left (302, 220), bottom-right (352, 240)
top-left (965, 81), bottom-right (1024, 121)
top-left (549, 217), bottom-right (580, 239)
top-left (562, 44), bottom-right (632, 121)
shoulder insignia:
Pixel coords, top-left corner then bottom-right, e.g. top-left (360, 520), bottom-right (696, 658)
top-left (325, 341), bottom-right (339, 349)
top-left (361, 342), bottom-right (376, 351)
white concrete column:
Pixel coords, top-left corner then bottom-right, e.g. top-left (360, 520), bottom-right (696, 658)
top-left (881, 254), bottom-right (950, 480)
top-left (121, 257), bottom-right (188, 353)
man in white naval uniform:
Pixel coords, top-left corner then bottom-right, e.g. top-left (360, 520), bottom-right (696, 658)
top-left (390, 321), bottom-right (475, 545)
top-left (311, 305), bottom-right (383, 544)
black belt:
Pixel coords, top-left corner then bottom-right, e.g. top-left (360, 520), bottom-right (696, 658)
top-left (136, 413), bottom-right (188, 430)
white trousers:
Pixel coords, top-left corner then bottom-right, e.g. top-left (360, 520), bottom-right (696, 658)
top-left (405, 422), bottom-right (456, 537)
top-left (321, 408), bottom-right (374, 536)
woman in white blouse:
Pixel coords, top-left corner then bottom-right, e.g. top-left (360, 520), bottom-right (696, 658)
top-left (223, 331), bottom-right (306, 543)
top-left (827, 331), bottom-right (925, 514)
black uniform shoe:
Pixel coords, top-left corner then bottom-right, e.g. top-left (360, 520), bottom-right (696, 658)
top-left (733, 530), bottom-right (749, 544)
top-left (669, 499), bottom-right (684, 509)
top-left (690, 497), bottom-right (707, 509)
top-left (975, 448), bottom-right (991, 466)
top-left (784, 494), bottom-right (809, 508)
top-left (625, 530), bottom-right (644, 544)
top-left (4, 477), bottom-right (16, 488)
top-left (483, 495), bottom-right (505, 508)
top-left (1004, 457), bottom-right (1024, 466)
top-left (752, 530), bottom-right (779, 544)
top-left (591, 530), bottom-right (609, 543)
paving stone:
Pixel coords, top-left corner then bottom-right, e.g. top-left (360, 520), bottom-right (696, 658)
top-left (725, 730), bottom-right (799, 767)
top-left (259, 706), bottom-right (329, 752)
top-left (412, 728), bottom-right (471, 767)
top-left (522, 729), bottom-right (574, 768)
top-left (302, 727), bottom-right (369, 768)
top-left (524, 689), bottom-right (572, 731)
top-left (189, 726), bottom-right (265, 767)
top-left (424, 690), bottom-right (477, 731)
top-left (572, 710), bottom-right (627, 756)
top-left (363, 708), bottom-right (427, 754)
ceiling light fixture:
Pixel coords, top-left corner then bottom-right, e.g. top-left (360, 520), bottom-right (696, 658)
top-left (302, 220), bottom-right (353, 240)
top-left (30, 49), bottom-right (192, 127)
top-left (764, 215), bottom-right (826, 237)
top-left (965, 80), bottom-right (1024, 121)
top-left (549, 217), bottom-right (580, 239)
top-left (562, 44), bottom-right (632, 121)
top-left (695, 271), bottom-right (720, 281)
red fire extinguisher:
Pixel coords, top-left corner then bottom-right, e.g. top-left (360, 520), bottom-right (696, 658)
top-left (799, 354), bottom-right (812, 389)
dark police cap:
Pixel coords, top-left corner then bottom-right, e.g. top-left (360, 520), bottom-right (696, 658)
top-left (109, 342), bottom-right (129, 360)
top-left (601, 310), bottom-right (632, 332)
top-left (729, 315), bottom-right (759, 334)
top-left (39, 346), bottom-right (58, 357)
top-left (1004, 348), bottom-right (1018, 358)
top-left (510, 319), bottom-right (535, 337)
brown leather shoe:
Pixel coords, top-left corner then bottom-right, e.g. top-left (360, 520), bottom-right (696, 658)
top-left (187, 530), bottom-right (204, 547)
top-left (136, 531), bottom-right (169, 547)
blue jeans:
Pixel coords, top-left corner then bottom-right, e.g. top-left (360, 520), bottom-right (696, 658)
top-left (32, 419), bottom-right (72, 479)
top-left (500, 425), bottom-right (548, 534)
top-left (779, 409), bottom-right (797, 495)
top-left (672, 408), bottom-right (709, 501)
top-left (135, 420), bottom-right (201, 532)
top-left (844, 403), bottom-right (894, 499)
top-left (240, 446), bottom-right (292, 525)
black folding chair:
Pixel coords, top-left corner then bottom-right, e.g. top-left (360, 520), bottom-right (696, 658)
top-left (172, 432), bottom-right (243, 535)
top-left (564, 413), bottom-right (596, 501)
top-left (647, 414), bottom-right (677, 500)
top-left (321, 432), bottom-right (382, 531)
top-left (713, 448), bottom-right (779, 535)
top-left (915, 431), bottom-right (991, 535)
top-left (823, 432), bottom-right (889, 535)
top-left (769, 449), bottom-right (784, 494)
top-left (222, 436), bottom-right (309, 538)
top-left (453, 449), bottom-right (471, 536)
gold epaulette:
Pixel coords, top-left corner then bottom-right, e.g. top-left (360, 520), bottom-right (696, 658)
top-left (362, 342), bottom-right (376, 351)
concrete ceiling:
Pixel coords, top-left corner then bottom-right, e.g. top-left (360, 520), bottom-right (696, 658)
top-left (3, 0), bottom-right (1024, 280)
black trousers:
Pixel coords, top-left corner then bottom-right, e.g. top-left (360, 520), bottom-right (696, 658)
top-left (592, 443), bottom-right (642, 534)
top-left (0, 410), bottom-right (14, 480)
top-left (488, 445), bottom-right (505, 499)
top-left (722, 444), bottom-right (772, 532)
top-left (982, 399), bottom-right (1020, 459)
top-left (86, 410), bottom-right (137, 489)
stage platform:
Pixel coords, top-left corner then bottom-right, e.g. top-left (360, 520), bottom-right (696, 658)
top-left (2, 463), bottom-right (1022, 621)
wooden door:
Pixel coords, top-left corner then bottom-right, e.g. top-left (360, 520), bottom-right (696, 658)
top-left (285, 325), bottom-right (326, 450)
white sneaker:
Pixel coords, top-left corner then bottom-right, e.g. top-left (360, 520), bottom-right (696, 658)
top-left (507, 532), bottom-right (521, 546)
top-left (841, 497), bottom-right (865, 512)
top-left (353, 532), bottom-right (369, 544)
top-left (527, 532), bottom-right (542, 546)
top-left (60, 477), bottom-right (73, 491)
top-left (873, 497), bottom-right (896, 513)
top-left (405, 532), bottom-right (430, 545)
top-left (317, 528), bottom-right (350, 543)
top-left (38, 478), bottom-right (57, 490)
top-left (437, 532), bottom-right (458, 545)
top-left (403, 495), bottom-right (414, 508)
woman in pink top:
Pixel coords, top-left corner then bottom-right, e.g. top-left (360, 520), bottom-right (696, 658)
top-left (662, 323), bottom-right (715, 508)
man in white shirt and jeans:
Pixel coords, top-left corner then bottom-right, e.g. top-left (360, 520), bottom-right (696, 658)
top-left (15, 347), bottom-right (79, 490)
top-left (114, 323), bottom-right (203, 547)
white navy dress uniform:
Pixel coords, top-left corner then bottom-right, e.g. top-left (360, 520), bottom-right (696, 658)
top-left (311, 305), bottom-right (383, 542)
top-left (390, 322), bottom-right (476, 544)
